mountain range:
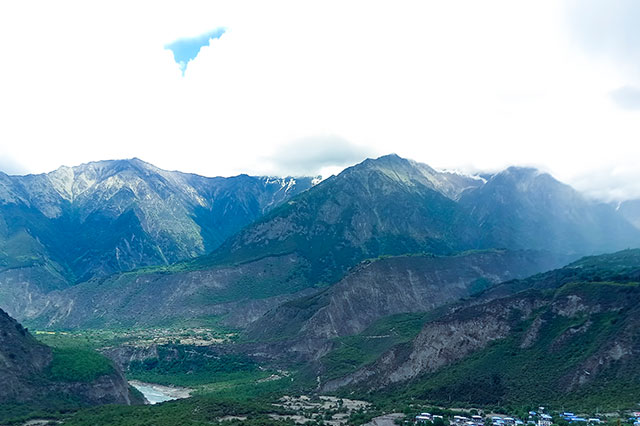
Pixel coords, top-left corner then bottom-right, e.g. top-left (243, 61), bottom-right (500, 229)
top-left (2, 154), bottom-right (639, 328)
top-left (2, 154), bottom-right (640, 422)
top-left (0, 159), bottom-right (314, 320)
top-left (0, 158), bottom-right (314, 283)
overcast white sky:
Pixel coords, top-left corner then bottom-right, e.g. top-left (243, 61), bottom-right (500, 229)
top-left (1, 1), bottom-right (639, 201)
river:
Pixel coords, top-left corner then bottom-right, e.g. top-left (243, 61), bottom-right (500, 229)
top-left (129, 380), bottom-right (192, 405)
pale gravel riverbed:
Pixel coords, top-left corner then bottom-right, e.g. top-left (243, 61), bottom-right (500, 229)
top-left (129, 380), bottom-right (192, 404)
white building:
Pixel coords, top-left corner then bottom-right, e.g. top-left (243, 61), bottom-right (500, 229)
top-left (538, 414), bottom-right (553, 426)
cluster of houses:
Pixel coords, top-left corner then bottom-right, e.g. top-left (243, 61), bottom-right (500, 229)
top-left (527, 409), bottom-right (556, 426)
top-left (560, 412), bottom-right (603, 424)
top-left (415, 413), bottom-right (445, 424)
top-left (414, 410), bottom-right (608, 426)
top-left (491, 415), bottom-right (524, 426)
top-left (414, 412), bottom-right (487, 426)
top-left (414, 412), bottom-right (539, 426)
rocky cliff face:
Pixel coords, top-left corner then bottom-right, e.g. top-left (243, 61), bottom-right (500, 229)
top-left (321, 250), bottom-right (640, 407)
top-left (0, 307), bottom-right (52, 401)
top-left (245, 250), bottom-right (566, 360)
top-left (0, 308), bottom-right (140, 406)
top-left (0, 265), bottom-right (69, 320)
top-left (321, 294), bottom-right (543, 391)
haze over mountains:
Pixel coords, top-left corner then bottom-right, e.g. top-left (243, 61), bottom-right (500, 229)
top-left (619, 199), bottom-right (640, 229)
top-left (1, 154), bottom-right (639, 328)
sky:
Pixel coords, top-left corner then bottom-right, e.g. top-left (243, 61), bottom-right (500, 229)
top-left (0, 1), bottom-right (639, 201)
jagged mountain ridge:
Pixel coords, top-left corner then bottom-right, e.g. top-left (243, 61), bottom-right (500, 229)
top-left (196, 155), bottom-right (489, 283)
top-left (197, 155), bottom-right (638, 286)
top-left (15, 155), bottom-right (494, 328)
top-left (0, 158), bottom-right (314, 293)
top-left (6, 154), bottom-right (640, 329)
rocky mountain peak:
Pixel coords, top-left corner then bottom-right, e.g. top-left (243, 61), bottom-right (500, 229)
top-left (490, 166), bottom-right (551, 188)
top-left (475, 165), bottom-right (575, 201)
top-left (0, 159), bottom-right (316, 289)
top-left (341, 154), bottom-right (483, 200)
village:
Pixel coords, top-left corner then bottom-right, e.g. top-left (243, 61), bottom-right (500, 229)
top-left (413, 409), bottom-right (640, 426)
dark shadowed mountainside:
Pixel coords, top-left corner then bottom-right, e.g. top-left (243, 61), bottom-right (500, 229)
top-left (458, 167), bottom-right (639, 254)
top-left (0, 308), bottom-right (141, 410)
